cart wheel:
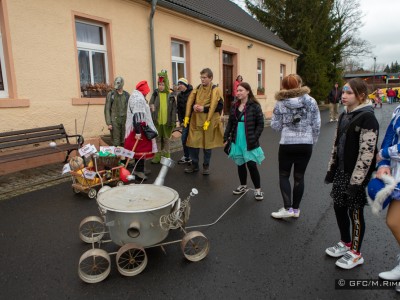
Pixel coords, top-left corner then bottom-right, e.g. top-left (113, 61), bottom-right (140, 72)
top-left (116, 243), bottom-right (147, 276)
top-left (73, 187), bottom-right (81, 194)
top-left (116, 180), bottom-right (124, 186)
top-left (79, 216), bottom-right (105, 243)
top-left (88, 188), bottom-right (97, 199)
top-left (78, 248), bottom-right (111, 283)
top-left (181, 231), bottom-right (210, 262)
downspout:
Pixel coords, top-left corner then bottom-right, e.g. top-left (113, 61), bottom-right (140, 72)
top-left (150, 0), bottom-right (158, 91)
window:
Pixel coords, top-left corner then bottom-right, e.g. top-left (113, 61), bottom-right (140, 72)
top-left (171, 41), bottom-right (186, 84)
top-left (76, 20), bottom-right (108, 95)
top-left (257, 59), bottom-right (264, 91)
top-left (280, 64), bottom-right (286, 84)
top-left (0, 30), bottom-right (8, 98)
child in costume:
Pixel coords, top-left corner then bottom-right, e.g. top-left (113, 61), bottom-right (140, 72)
top-left (149, 70), bottom-right (177, 163)
top-left (325, 78), bottom-right (379, 269)
top-left (368, 105), bottom-right (400, 292)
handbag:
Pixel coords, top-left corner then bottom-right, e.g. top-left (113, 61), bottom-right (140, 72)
top-left (141, 124), bottom-right (158, 140)
top-left (224, 110), bottom-right (244, 155)
top-left (224, 139), bottom-right (232, 155)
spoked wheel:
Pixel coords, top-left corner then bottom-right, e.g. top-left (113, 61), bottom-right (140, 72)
top-left (116, 180), bottom-right (124, 186)
top-left (73, 187), bottom-right (81, 194)
top-left (79, 216), bottom-right (105, 243)
top-left (181, 231), bottom-right (210, 262)
top-left (88, 188), bottom-right (97, 199)
top-left (78, 248), bottom-right (111, 283)
top-left (116, 243), bottom-right (147, 276)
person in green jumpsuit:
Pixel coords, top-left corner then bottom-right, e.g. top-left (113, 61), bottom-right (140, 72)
top-left (104, 76), bottom-right (130, 146)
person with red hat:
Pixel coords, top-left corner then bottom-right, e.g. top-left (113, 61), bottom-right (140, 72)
top-left (124, 80), bottom-right (158, 180)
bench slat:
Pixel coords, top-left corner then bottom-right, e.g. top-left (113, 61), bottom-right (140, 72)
top-left (0, 134), bottom-right (69, 150)
top-left (0, 125), bottom-right (65, 138)
top-left (0, 144), bottom-right (79, 164)
top-left (0, 128), bottom-right (66, 144)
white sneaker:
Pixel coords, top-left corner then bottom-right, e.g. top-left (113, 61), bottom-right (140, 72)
top-left (379, 258), bottom-right (400, 280)
top-left (293, 209), bottom-right (300, 218)
top-left (233, 185), bottom-right (247, 195)
top-left (325, 241), bottom-right (350, 257)
top-left (132, 171), bottom-right (147, 180)
top-left (271, 207), bottom-right (294, 219)
top-left (330, 118), bottom-right (334, 122)
top-left (335, 250), bottom-right (364, 269)
top-left (254, 190), bottom-right (264, 201)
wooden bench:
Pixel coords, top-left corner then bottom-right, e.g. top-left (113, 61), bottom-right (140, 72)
top-left (0, 124), bottom-right (84, 166)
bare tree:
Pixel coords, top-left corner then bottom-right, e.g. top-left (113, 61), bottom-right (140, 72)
top-left (331, 0), bottom-right (372, 65)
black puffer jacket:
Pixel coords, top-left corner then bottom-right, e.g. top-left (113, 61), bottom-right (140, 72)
top-left (177, 85), bottom-right (193, 123)
top-left (224, 100), bottom-right (264, 150)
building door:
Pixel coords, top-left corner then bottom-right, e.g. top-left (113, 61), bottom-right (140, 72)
top-left (223, 52), bottom-right (234, 114)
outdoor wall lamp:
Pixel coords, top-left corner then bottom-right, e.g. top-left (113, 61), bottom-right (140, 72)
top-left (214, 34), bottom-right (222, 47)
top-left (247, 43), bottom-right (253, 49)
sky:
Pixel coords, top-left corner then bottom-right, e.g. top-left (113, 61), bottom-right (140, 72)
top-left (230, 0), bottom-right (400, 71)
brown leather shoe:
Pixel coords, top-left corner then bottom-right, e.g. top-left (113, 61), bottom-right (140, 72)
top-left (202, 165), bottom-right (210, 175)
top-left (184, 164), bottom-right (199, 173)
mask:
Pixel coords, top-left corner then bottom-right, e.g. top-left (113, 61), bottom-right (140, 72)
top-left (114, 77), bottom-right (124, 90)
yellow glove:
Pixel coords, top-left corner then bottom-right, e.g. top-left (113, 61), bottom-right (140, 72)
top-left (183, 117), bottom-right (190, 128)
top-left (203, 120), bottom-right (210, 131)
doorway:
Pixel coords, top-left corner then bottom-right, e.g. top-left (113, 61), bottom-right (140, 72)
top-left (222, 52), bottom-right (234, 114)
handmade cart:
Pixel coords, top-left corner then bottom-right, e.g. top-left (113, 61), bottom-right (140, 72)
top-left (77, 157), bottom-right (209, 283)
top-left (70, 154), bottom-right (124, 199)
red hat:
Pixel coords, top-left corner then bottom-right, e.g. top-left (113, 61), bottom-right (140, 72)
top-left (136, 80), bottom-right (150, 96)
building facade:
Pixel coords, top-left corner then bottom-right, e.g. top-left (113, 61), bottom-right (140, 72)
top-left (0, 0), bottom-right (299, 140)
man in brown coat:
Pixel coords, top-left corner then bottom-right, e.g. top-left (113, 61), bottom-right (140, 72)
top-left (183, 68), bottom-right (224, 175)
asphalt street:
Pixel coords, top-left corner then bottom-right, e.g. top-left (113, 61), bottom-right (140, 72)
top-left (0, 104), bottom-right (398, 300)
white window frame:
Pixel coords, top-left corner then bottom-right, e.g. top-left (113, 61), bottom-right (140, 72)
top-left (280, 64), bottom-right (286, 82)
top-left (257, 59), bottom-right (263, 89)
top-left (76, 19), bottom-right (109, 85)
top-left (0, 31), bottom-right (9, 98)
top-left (171, 41), bottom-right (186, 84)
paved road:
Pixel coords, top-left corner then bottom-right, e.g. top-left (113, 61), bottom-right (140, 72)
top-left (0, 104), bottom-right (398, 299)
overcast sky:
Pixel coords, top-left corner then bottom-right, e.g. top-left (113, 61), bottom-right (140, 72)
top-left (231, 0), bottom-right (400, 70)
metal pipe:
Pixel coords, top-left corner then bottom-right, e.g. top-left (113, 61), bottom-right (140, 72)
top-left (150, 0), bottom-right (158, 91)
top-left (153, 157), bottom-right (176, 186)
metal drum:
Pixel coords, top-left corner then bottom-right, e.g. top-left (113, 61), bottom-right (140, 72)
top-left (97, 184), bottom-right (179, 247)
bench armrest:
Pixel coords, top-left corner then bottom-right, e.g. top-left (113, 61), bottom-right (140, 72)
top-left (67, 134), bottom-right (84, 146)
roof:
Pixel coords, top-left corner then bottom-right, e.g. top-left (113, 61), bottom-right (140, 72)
top-left (153, 0), bottom-right (300, 55)
top-left (344, 72), bottom-right (390, 78)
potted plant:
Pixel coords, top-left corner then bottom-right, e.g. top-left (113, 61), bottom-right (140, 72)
top-left (257, 87), bottom-right (265, 95)
top-left (81, 83), bottom-right (113, 98)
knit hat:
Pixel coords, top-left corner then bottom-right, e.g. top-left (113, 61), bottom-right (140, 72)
top-left (136, 80), bottom-right (150, 96)
top-left (367, 174), bottom-right (399, 214)
top-left (178, 78), bottom-right (189, 88)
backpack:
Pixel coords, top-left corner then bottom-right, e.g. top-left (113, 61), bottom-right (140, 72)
top-left (196, 84), bottom-right (223, 113)
top-left (110, 90), bottom-right (129, 106)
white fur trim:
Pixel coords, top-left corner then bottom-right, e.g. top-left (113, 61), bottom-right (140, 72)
top-left (367, 174), bottom-right (398, 215)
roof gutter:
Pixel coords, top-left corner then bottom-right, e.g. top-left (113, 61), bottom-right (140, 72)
top-left (150, 0), bottom-right (158, 90)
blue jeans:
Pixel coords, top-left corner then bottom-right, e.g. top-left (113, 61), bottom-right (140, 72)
top-left (181, 127), bottom-right (189, 159)
top-left (189, 147), bottom-right (212, 167)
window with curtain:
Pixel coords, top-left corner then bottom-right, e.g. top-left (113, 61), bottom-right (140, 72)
top-left (76, 20), bottom-right (108, 97)
top-left (0, 31), bottom-right (9, 98)
top-left (171, 41), bottom-right (186, 85)
top-left (257, 59), bottom-right (264, 90)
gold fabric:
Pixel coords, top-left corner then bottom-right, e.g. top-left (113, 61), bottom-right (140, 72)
top-left (185, 83), bottom-right (224, 149)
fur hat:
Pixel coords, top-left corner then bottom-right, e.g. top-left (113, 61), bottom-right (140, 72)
top-left (367, 174), bottom-right (399, 215)
top-left (178, 77), bottom-right (189, 87)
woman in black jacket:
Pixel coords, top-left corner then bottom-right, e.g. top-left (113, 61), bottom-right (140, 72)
top-left (224, 82), bottom-right (265, 200)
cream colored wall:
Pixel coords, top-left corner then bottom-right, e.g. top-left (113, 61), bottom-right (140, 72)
top-left (0, 0), bottom-right (296, 140)
top-left (153, 7), bottom-right (297, 114)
